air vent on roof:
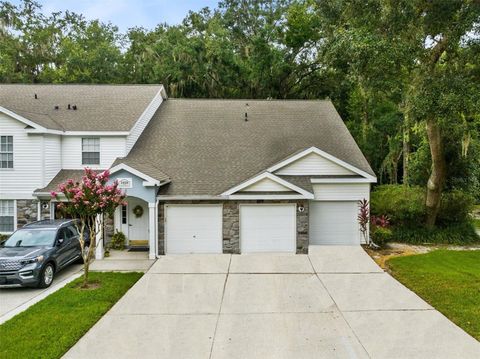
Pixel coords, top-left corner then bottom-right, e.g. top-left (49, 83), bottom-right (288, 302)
top-left (72, 105), bottom-right (77, 110)
top-left (54, 105), bottom-right (59, 110)
top-left (244, 112), bottom-right (248, 122)
top-left (67, 104), bottom-right (71, 110)
top-left (34, 93), bottom-right (38, 99)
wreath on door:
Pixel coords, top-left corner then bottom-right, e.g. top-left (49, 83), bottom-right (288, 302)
top-left (132, 205), bottom-right (144, 218)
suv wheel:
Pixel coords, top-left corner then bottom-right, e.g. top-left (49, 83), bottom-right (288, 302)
top-left (37, 263), bottom-right (55, 288)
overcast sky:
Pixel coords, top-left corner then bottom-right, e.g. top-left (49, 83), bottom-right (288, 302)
top-left (11, 0), bottom-right (219, 31)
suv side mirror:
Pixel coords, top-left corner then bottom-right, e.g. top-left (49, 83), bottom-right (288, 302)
top-left (57, 237), bottom-right (64, 246)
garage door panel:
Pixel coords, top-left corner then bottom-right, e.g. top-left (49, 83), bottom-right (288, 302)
top-left (309, 201), bottom-right (359, 245)
top-left (240, 205), bottom-right (296, 253)
top-left (166, 205), bottom-right (222, 254)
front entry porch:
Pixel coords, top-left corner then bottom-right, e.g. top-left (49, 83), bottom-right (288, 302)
top-left (113, 196), bottom-right (157, 259)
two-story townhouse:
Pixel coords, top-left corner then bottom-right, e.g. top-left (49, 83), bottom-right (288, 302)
top-left (1, 84), bottom-right (376, 260)
top-left (0, 84), bottom-right (166, 236)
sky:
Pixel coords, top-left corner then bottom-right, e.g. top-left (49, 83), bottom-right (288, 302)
top-left (11, 0), bottom-right (219, 32)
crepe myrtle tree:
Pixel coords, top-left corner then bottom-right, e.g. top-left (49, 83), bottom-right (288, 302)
top-left (51, 168), bottom-right (126, 287)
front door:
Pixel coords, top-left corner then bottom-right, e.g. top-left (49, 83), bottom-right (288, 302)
top-left (127, 197), bottom-right (149, 246)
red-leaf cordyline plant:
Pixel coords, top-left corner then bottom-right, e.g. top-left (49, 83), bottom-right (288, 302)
top-left (357, 199), bottom-right (370, 245)
top-left (370, 214), bottom-right (391, 229)
top-left (51, 168), bottom-right (125, 287)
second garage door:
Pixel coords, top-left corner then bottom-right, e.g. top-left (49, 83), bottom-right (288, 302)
top-left (165, 205), bottom-right (222, 254)
top-left (240, 204), bottom-right (296, 253)
top-left (309, 201), bottom-right (360, 245)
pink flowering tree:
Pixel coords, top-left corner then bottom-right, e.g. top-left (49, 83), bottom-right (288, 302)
top-left (51, 168), bottom-right (125, 287)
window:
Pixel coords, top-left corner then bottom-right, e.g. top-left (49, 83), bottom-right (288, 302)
top-left (0, 200), bottom-right (15, 233)
top-left (0, 136), bottom-right (13, 169)
top-left (82, 138), bottom-right (100, 165)
top-left (121, 205), bottom-right (127, 224)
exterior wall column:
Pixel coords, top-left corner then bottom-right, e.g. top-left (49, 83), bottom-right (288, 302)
top-left (148, 202), bottom-right (157, 259)
top-left (95, 214), bottom-right (104, 260)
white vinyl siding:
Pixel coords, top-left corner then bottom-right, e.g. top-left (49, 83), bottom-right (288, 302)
top-left (241, 177), bottom-right (291, 192)
top-left (0, 199), bottom-right (15, 233)
top-left (312, 183), bottom-right (370, 201)
top-left (0, 114), bottom-right (43, 197)
top-left (165, 205), bottom-right (223, 254)
top-left (62, 136), bottom-right (126, 169)
top-left (0, 135), bottom-right (14, 169)
top-left (309, 201), bottom-right (360, 245)
top-left (126, 91), bottom-right (164, 154)
top-left (275, 152), bottom-right (354, 176)
top-left (44, 135), bottom-right (61, 185)
top-left (240, 204), bottom-right (296, 253)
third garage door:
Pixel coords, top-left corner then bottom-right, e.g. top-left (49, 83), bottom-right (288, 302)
top-left (240, 204), bottom-right (296, 253)
top-left (309, 201), bottom-right (360, 245)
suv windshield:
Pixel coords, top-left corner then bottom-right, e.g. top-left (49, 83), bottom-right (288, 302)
top-left (3, 229), bottom-right (56, 247)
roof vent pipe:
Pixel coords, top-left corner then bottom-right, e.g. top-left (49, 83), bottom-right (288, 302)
top-left (72, 105), bottom-right (77, 110)
top-left (54, 105), bottom-right (59, 110)
top-left (67, 104), bottom-right (71, 110)
top-left (244, 112), bottom-right (248, 122)
top-left (34, 93), bottom-right (37, 99)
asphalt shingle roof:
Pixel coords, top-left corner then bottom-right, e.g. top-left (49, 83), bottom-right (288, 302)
top-left (122, 99), bottom-right (375, 196)
top-left (0, 84), bottom-right (162, 131)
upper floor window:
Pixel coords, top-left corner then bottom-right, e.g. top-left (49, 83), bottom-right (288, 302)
top-left (0, 200), bottom-right (15, 233)
top-left (82, 138), bottom-right (100, 165)
top-left (0, 136), bottom-right (13, 169)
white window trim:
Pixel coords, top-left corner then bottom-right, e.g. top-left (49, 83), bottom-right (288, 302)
top-left (267, 147), bottom-right (377, 182)
top-left (0, 199), bottom-right (17, 234)
top-left (0, 135), bottom-right (14, 170)
top-left (81, 137), bottom-right (101, 166)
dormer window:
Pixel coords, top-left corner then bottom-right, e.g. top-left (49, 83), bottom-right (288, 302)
top-left (0, 136), bottom-right (13, 169)
top-left (82, 138), bottom-right (100, 165)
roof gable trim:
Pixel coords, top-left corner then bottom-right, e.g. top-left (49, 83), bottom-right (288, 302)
top-left (268, 147), bottom-right (377, 182)
top-left (109, 163), bottom-right (162, 186)
top-left (0, 106), bottom-right (48, 131)
top-left (221, 172), bottom-right (314, 198)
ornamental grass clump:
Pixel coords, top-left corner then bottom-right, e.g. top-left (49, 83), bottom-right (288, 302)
top-left (51, 168), bottom-right (125, 287)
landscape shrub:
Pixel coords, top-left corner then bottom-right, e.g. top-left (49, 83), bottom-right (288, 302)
top-left (370, 185), bottom-right (425, 226)
top-left (390, 222), bottom-right (479, 245)
top-left (370, 226), bottom-right (393, 246)
top-left (110, 231), bottom-right (126, 250)
top-left (437, 190), bottom-right (475, 225)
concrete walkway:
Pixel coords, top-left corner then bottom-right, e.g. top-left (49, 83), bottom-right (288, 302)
top-left (64, 247), bottom-right (480, 359)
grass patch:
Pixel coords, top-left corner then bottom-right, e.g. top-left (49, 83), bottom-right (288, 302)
top-left (0, 272), bottom-right (142, 359)
top-left (388, 250), bottom-right (480, 340)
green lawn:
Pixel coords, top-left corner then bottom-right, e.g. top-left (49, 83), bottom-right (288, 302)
top-left (388, 250), bottom-right (480, 340)
top-left (0, 272), bottom-right (142, 359)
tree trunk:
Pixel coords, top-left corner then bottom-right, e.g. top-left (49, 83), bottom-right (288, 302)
top-left (425, 118), bottom-right (447, 228)
top-left (402, 114), bottom-right (410, 185)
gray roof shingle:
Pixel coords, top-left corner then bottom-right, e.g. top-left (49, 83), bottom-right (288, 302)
top-left (0, 84), bottom-right (162, 131)
top-left (122, 99), bottom-right (375, 196)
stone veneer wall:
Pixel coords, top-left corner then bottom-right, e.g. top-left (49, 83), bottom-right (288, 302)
top-left (16, 199), bottom-right (39, 229)
top-left (158, 200), bottom-right (309, 255)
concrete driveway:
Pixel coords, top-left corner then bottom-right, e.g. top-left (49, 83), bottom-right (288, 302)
top-left (64, 247), bottom-right (480, 359)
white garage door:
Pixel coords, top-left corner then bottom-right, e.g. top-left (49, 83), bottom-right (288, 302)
top-left (240, 204), bottom-right (296, 253)
top-left (309, 201), bottom-right (360, 245)
top-left (165, 205), bottom-right (222, 254)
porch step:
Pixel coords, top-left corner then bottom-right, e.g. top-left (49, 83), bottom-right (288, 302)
top-left (129, 240), bottom-right (149, 246)
top-left (128, 246), bottom-right (149, 252)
